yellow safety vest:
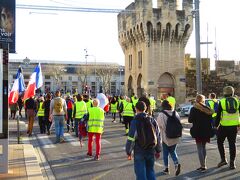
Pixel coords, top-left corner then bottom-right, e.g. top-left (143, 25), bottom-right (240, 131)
top-left (85, 101), bottom-right (92, 111)
top-left (208, 99), bottom-right (218, 118)
top-left (75, 101), bottom-right (87, 119)
top-left (88, 107), bottom-right (105, 133)
top-left (122, 102), bottom-right (134, 117)
top-left (132, 99), bottom-right (138, 107)
top-left (110, 102), bottom-right (118, 113)
top-left (37, 102), bottom-right (44, 117)
top-left (220, 97), bottom-right (240, 126)
top-left (167, 96), bottom-right (176, 109)
top-left (149, 98), bottom-right (156, 110)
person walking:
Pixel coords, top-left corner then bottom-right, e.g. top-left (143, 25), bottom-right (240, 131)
top-left (207, 93), bottom-right (219, 129)
top-left (138, 92), bottom-right (151, 114)
top-left (37, 96), bottom-right (45, 134)
top-left (157, 100), bottom-right (181, 176)
top-left (9, 102), bottom-right (18, 119)
top-left (73, 94), bottom-right (87, 138)
top-left (50, 90), bottom-right (67, 143)
top-left (42, 93), bottom-right (52, 135)
top-left (120, 97), bottom-right (135, 135)
top-left (215, 86), bottom-right (240, 169)
top-left (126, 101), bottom-right (161, 180)
top-left (66, 95), bottom-right (74, 133)
top-left (17, 96), bottom-right (23, 118)
top-left (166, 93), bottom-right (176, 110)
top-left (110, 97), bottom-right (118, 123)
top-left (87, 99), bottom-right (105, 160)
top-left (188, 94), bottom-right (214, 172)
top-left (25, 96), bottom-right (36, 136)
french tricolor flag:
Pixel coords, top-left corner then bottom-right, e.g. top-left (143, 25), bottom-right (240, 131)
top-left (8, 67), bottom-right (25, 104)
top-left (23, 63), bottom-right (43, 100)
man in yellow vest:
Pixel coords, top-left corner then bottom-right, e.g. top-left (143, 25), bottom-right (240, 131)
top-left (87, 99), bottom-right (105, 160)
top-left (120, 97), bottom-right (135, 135)
top-left (37, 96), bottom-right (45, 134)
top-left (149, 94), bottom-right (156, 117)
top-left (207, 93), bottom-right (219, 133)
top-left (215, 86), bottom-right (240, 169)
top-left (166, 93), bottom-right (176, 110)
top-left (73, 94), bottom-right (87, 138)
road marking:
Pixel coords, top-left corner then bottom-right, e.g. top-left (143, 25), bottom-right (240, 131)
top-left (63, 133), bottom-right (85, 146)
top-left (101, 139), bottom-right (111, 144)
top-left (154, 162), bottom-right (163, 167)
top-left (37, 134), bottom-right (56, 149)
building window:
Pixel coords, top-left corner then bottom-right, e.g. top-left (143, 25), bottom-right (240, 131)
top-left (138, 51), bottom-right (142, 68)
top-left (69, 76), bottom-right (72, 81)
top-left (45, 75), bottom-right (51, 79)
top-left (111, 82), bottom-right (116, 95)
top-left (129, 54), bottom-right (132, 70)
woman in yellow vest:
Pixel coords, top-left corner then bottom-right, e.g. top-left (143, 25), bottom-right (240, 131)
top-left (87, 99), bottom-right (105, 161)
top-left (73, 94), bottom-right (87, 138)
top-left (215, 86), bottom-right (240, 169)
top-left (119, 97), bottom-right (135, 135)
top-left (37, 96), bottom-right (45, 134)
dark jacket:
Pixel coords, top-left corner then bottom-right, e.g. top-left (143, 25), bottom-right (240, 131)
top-left (125, 112), bottom-right (161, 155)
top-left (188, 103), bottom-right (214, 138)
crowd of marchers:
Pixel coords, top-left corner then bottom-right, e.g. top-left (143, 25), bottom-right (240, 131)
top-left (9, 86), bottom-right (240, 180)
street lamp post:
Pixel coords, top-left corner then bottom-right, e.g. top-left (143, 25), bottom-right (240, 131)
top-left (118, 66), bottom-right (124, 95)
top-left (84, 49), bottom-right (88, 94)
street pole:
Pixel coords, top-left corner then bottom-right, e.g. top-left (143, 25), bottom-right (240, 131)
top-left (84, 49), bottom-right (88, 94)
top-left (195, 0), bottom-right (202, 94)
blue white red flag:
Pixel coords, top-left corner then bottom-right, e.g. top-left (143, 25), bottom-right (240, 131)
top-left (23, 63), bottom-right (43, 100)
top-left (8, 67), bottom-right (25, 104)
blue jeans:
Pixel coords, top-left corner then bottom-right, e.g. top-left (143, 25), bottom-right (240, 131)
top-left (162, 142), bottom-right (179, 168)
top-left (54, 115), bottom-right (65, 142)
top-left (134, 151), bottom-right (156, 180)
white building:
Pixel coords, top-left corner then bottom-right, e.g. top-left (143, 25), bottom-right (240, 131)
top-left (9, 59), bottom-right (125, 97)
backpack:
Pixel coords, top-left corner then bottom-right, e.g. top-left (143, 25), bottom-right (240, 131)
top-left (162, 110), bottom-right (183, 138)
top-left (136, 116), bottom-right (157, 150)
top-left (67, 100), bottom-right (73, 110)
top-left (54, 98), bottom-right (63, 113)
top-left (225, 97), bottom-right (238, 114)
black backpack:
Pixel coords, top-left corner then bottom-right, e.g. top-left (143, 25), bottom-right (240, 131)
top-left (136, 116), bottom-right (157, 150)
top-left (225, 97), bottom-right (238, 114)
top-left (162, 110), bottom-right (183, 138)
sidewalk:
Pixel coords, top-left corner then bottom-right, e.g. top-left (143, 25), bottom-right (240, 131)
top-left (0, 118), bottom-right (44, 180)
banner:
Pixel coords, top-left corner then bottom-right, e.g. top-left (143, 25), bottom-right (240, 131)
top-left (0, 0), bottom-right (16, 53)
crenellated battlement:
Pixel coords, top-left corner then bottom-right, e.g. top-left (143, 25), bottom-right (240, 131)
top-left (117, 0), bottom-right (194, 103)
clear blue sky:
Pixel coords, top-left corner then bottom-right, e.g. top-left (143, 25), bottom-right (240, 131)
top-left (10, 0), bottom-right (240, 69)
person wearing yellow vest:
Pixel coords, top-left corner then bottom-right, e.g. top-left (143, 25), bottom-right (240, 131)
top-left (83, 94), bottom-right (93, 112)
top-left (110, 97), bottom-right (118, 123)
top-left (73, 94), bottom-right (87, 138)
top-left (118, 95), bottom-right (125, 123)
top-left (86, 99), bottom-right (105, 161)
top-left (207, 93), bottom-right (219, 133)
top-left (131, 95), bottom-right (138, 108)
top-left (215, 86), bottom-right (240, 169)
top-left (166, 93), bottom-right (176, 110)
top-left (37, 96), bottom-right (45, 134)
top-left (149, 95), bottom-right (156, 117)
top-left (119, 97), bottom-right (135, 135)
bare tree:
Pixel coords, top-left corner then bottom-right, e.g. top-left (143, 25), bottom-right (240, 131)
top-left (50, 65), bottom-right (66, 91)
top-left (96, 65), bottom-right (118, 94)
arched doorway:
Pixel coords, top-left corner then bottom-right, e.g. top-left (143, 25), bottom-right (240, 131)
top-left (158, 73), bottom-right (175, 100)
top-left (128, 75), bottom-right (133, 97)
top-left (137, 74), bottom-right (144, 97)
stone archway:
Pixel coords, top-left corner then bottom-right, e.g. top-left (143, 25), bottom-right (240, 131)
top-left (158, 72), bottom-right (175, 100)
top-left (137, 74), bottom-right (144, 97)
top-left (128, 75), bottom-right (133, 97)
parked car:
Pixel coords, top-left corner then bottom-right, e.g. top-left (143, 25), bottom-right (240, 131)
top-left (177, 99), bottom-right (220, 117)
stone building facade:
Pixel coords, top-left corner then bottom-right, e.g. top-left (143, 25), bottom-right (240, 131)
top-left (118, 0), bottom-right (193, 103)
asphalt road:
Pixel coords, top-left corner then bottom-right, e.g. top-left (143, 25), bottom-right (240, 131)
top-left (28, 114), bottom-right (240, 180)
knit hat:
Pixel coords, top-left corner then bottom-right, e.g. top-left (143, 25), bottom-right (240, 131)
top-left (223, 86), bottom-right (234, 95)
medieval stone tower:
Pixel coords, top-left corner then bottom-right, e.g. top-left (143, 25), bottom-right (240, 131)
top-left (118, 0), bottom-right (193, 103)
